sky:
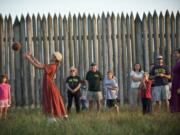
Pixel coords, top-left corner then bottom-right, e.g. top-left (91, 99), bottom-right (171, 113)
top-left (0, 0), bottom-right (179, 20)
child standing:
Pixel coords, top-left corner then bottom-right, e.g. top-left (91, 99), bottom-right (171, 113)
top-left (139, 72), bottom-right (152, 115)
top-left (0, 74), bottom-right (11, 119)
top-left (66, 67), bottom-right (81, 113)
top-left (80, 80), bottom-right (88, 111)
top-left (103, 70), bottom-right (119, 113)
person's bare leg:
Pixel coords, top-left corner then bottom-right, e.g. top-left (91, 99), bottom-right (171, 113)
top-left (96, 100), bottom-right (101, 112)
top-left (89, 100), bottom-right (93, 111)
top-left (0, 107), bottom-right (3, 119)
top-left (3, 107), bottom-right (8, 120)
top-left (154, 101), bottom-right (161, 112)
top-left (162, 100), bottom-right (169, 112)
top-left (114, 105), bottom-right (119, 114)
top-left (156, 101), bottom-right (161, 112)
top-left (165, 100), bottom-right (169, 112)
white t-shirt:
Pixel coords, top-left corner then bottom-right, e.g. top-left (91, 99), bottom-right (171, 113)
top-left (103, 76), bottom-right (119, 99)
top-left (130, 71), bottom-right (144, 88)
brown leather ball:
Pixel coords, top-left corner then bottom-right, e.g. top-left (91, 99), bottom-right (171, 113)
top-left (12, 42), bottom-right (22, 51)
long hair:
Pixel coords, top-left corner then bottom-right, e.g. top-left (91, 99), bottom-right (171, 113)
top-left (133, 63), bottom-right (142, 72)
top-left (0, 74), bottom-right (8, 83)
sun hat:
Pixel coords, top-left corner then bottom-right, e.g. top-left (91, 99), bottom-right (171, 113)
top-left (53, 52), bottom-right (62, 61)
top-left (156, 55), bottom-right (163, 59)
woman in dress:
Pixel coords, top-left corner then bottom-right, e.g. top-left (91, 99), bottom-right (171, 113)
top-left (170, 48), bottom-right (180, 112)
top-left (23, 52), bottom-right (68, 121)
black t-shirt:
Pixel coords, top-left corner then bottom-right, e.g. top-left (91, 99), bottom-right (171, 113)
top-left (66, 76), bottom-right (81, 90)
top-left (86, 70), bottom-right (103, 92)
top-left (150, 65), bottom-right (170, 86)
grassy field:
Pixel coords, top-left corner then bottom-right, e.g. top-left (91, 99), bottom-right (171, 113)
top-left (0, 106), bottom-right (180, 135)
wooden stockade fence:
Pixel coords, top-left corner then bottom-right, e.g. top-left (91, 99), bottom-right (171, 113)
top-left (0, 11), bottom-right (180, 108)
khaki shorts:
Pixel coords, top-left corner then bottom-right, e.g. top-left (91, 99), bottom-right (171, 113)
top-left (87, 91), bottom-right (103, 101)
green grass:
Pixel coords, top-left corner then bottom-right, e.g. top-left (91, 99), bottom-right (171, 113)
top-left (0, 106), bottom-right (180, 135)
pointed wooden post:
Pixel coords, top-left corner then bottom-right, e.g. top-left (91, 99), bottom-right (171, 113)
top-left (97, 15), bottom-right (103, 73)
top-left (126, 14), bottom-right (132, 93)
top-left (171, 13), bottom-right (175, 52)
top-left (54, 14), bottom-right (59, 51)
top-left (37, 14), bottom-right (43, 104)
top-left (142, 14), bottom-right (149, 72)
top-left (26, 14), bottom-right (35, 108)
top-left (176, 12), bottom-right (180, 49)
top-left (88, 14), bottom-right (93, 64)
top-left (42, 15), bottom-right (49, 64)
top-left (102, 13), bottom-right (108, 75)
top-left (92, 15), bottom-right (98, 65)
top-left (153, 11), bottom-right (160, 58)
top-left (111, 13), bottom-right (118, 77)
top-left (8, 15), bottom-right (15, 107)
top-left (148, 13), bottom-right (154, 65)
top-left (121, 13), bottom-right (128, 101)
top-left (54, 14), bottom-right (61, 89)
top-left (58, 14), bottom-right (65, 96)
top-left (7, 15), bottom-right (15, 107)
top-left (20, 15), bottom-right (28, 108)
top-left (48, 14), bottom-right (54, 58)
top-left (68, 13), bottom-right (74, 67)
top-left (159, 12), bottom-right (165, 58)
top-left (107, 13), bottom-right (113, 70)
top-left (130, 13), bottom-right (136, 65)
top-left (117, 14), bottom-right (124, 105)
top-left (171, 13), bottom-right (175, 65)
top-left (165, 11), bottom-right (171, 68)
top-left (0, 14), bottom-right (4, 74)
top-left (78, 14), bottom-right (84, 78)
top-left (13, 16), bottom-right (22, 107)
top-left (135, 13), bottom-right (143, 68)
top-left (73, 15), bottom-right (79, 69)
top-left (32, 14), bottom-right (40, 108)
top-left (63, 16), bottom-right (70, 79)
top-left (83, 14), bottom-right (89, 74)
top-left (4, 16), bottom-right (9, 75)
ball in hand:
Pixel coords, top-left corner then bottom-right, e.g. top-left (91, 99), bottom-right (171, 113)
top-left (12, 42), bottom-right (22, 51)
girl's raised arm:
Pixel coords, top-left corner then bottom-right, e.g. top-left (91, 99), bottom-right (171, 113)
top-left (23, 53), bottom-right (45, 69)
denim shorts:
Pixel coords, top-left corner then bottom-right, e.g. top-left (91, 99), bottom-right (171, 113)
top-left (152, 85), bottom-right (171, 102)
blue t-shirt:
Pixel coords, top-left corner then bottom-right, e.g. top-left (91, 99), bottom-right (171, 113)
top-left (150, 65), bottom-right (170, 86)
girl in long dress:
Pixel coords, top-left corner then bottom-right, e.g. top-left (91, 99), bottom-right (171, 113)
top-left (23, 52), bottom-right (68, 121)
top-left (170, 48), bottom-right (180, 112)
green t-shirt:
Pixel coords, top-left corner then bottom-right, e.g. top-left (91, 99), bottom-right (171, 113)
top-left (86, 70), bottom-right (103, 92)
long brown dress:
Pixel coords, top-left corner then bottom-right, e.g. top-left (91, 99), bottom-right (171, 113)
top-left (42, 64), bottom-right (67, 117)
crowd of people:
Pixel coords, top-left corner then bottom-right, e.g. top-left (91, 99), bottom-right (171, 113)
top-left (0, 48), bottom-right (180, 122)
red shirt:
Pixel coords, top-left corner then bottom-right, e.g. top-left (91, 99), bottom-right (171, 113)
top-left (0, 83), bottom-right (11, 100)
top-left (140, 80), bottom-right (152, 99)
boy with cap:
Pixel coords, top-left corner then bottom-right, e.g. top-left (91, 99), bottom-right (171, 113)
top-left (150, 55), bottom-right (171, 112)
top-left (86, 63), bottom-right (103, 112)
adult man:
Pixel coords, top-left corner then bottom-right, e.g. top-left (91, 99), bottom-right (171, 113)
top-left (150, 55), bottom-right (171, 112)
top-left (86, 63), bottom-right (103, 112)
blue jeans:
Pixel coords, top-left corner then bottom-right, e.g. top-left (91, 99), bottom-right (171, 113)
top-left (81, 99), bottom-right (87, 111)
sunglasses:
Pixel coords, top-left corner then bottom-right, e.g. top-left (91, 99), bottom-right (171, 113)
top-left (70, 70), bottom-right (75, 72)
